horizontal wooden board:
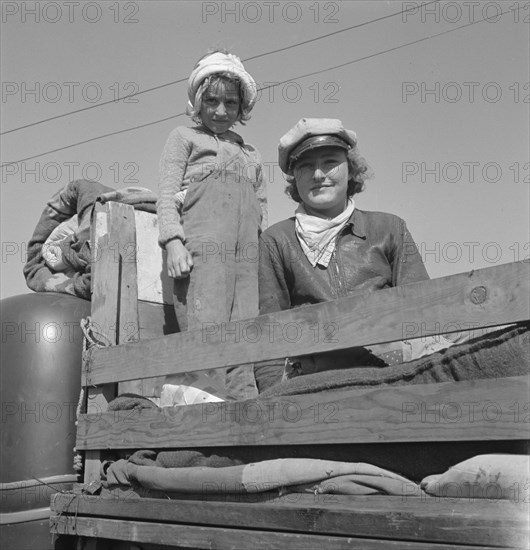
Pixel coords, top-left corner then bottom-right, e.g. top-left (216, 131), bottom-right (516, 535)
top-left (50, 514), bottom-right (521, 550)
top-left (76, 375), bottom-right (530, 449)
top-left (51, 492), bottom-right (529, 548)
top-left (83, 261), bottom-right (530, 385)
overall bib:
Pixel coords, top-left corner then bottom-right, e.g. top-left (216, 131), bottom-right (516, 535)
top-left (170, 158), bottom-right (261, 401)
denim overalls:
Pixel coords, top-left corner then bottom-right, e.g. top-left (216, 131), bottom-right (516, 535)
top-left (169, 148), bottom-right (261, 401)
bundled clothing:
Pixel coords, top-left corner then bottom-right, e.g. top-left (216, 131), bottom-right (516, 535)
top-left (104, 457), bottom-right (418, 497)
top-left (24, 180), bottom-right (113, 299)
top-left (260, 323), bottom-right (529, 397)
top-left (24, 180), bottom-right (157, 299)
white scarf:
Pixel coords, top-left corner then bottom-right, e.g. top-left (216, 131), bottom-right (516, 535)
top-left (295, 199), bottom-right (355, 267)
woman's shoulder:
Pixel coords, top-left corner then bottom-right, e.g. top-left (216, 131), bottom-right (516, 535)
top-left (261, 218), bottom-right (296, 240)
top-left (356, 209), bottom-right (407, 226)
top-left (354, 209), bottom-right (411, 240)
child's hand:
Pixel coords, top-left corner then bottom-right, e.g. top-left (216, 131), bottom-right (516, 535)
top-left (166, 239), bottom-right (193, 278)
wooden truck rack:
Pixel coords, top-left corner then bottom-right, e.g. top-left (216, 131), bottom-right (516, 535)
top-left (50, 202), bottom-right (529, 549)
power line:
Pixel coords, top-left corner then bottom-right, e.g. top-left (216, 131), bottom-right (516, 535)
top-left (0, 78), bottom-right (189, 136)
top-left (0, 0), bottom-right (439, 136)
top-left (1, 115), bottom-right (185, 166)
top-left (243, 0), bottom-right (441, 63)
top-left (0, 5), bottom-right (514, 168)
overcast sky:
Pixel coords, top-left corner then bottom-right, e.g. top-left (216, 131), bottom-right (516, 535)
top-left (1, 0), bottom-right (529, 299)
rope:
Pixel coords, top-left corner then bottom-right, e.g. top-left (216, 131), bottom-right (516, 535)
top-left (80, 316), bottom-right (114, 350)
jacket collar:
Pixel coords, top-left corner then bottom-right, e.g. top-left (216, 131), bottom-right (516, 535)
top-left (347, 208), bottom-right (367, 239)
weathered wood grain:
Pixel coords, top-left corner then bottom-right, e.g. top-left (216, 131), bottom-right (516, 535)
top-left (114, 204), bottom-right (141, 396)
top-left (50, 514), bottom-right (517, 550)
top-left (85, 202), bottom-right (139, 481)
top-left (133, 209), bottom-right (173, 305)
top-left (84, 261), bottom-right (530, 385)
top-left (76, 375), bottom-right (530, 450)
top-left (51, 492), bottom-right (529, 548)
top-left (84, 222), bottom-right (119, 483)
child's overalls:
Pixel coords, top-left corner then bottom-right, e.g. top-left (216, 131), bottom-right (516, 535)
top-left (169, 149), bottom-right (261, 401)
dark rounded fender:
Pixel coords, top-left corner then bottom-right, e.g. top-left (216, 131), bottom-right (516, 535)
top-left (0, 292), bottom-right (90, 548)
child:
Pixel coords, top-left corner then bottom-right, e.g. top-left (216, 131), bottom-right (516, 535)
top-left (157, 50), bottom-right (267, 404)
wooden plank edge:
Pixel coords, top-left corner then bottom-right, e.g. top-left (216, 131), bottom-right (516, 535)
top-left (76, 375), bottom-right (530, 449)
top-left (50, 492), bottom-right (529, 548)
top-left (84, 261), bottom-right (530, 385)
top-left (49, 515), bottom-right (523, 550)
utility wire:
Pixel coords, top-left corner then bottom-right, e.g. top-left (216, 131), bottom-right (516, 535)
top-left (0, 0), bottom-right (439, 136)
top-left (1, 5), bottom-right (515, 168)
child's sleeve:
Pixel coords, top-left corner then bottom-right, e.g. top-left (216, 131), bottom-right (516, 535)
top-left (157, 127), bottom-right (191, 246)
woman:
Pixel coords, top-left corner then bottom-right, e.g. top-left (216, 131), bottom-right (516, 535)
top-left (255, 118), bottom-right (449, 391)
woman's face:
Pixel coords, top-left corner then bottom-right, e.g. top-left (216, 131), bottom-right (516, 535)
top-left (200, 80), bottom-right (241, 134)
top-left (293, 147), bottom-right (349, 218)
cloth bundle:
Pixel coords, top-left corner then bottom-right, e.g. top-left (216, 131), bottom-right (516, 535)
top-left (24, 180), bottom-right (157, 299)
top-left (260, 323), bottom-right (529, 397)
top-left (421, 454), bottom-right (529, 501)
top-left (104, 457), bottom-right (419, 497)
top-left (128, 450), bottom-right (243, 469)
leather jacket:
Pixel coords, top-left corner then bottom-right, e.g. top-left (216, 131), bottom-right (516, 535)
top-left (259, 209), bottom-right (429, 313)
top-left (255, 209), bottom-right (429, 391)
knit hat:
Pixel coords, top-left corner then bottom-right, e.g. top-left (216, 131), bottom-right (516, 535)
top-left (187, 52), bottom-right (257, 117)
top-left (278, 118), bottom-right (357, 175)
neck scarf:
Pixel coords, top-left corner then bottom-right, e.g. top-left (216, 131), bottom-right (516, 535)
top-left (295, 199), bottom-right (355, 267)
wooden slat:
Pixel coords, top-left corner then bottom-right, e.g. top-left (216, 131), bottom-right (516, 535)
top-left (136, 301), bottom-right (177, 396)
top-left (76, 375), bottom-right (530, 450)
top-left (84, 261), bottom-right (530, 385)
top-left (84, 202), bottom-right (138, 482)
top-left (84, 226), bottom-right (119, 484)
top-left (133, 209), bottom-right (173, 305)
top-left (51, 492), bottom-right (529, 548)
top-left (50, 515), bottom-right (515, 550)
top-left (116, 205), bottom-right (141, 396)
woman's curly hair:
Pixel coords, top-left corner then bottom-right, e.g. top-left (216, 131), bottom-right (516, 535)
top-left (284, 146), bottom-right (373, 203)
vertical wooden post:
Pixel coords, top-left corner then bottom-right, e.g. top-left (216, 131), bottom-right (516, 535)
top-left (83, 202), bottom-right (139, 484)
top-left (115, 204), bottom-right (141, 395)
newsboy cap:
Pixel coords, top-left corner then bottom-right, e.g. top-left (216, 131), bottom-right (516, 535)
top-left (278, 118), bottom-right (357, 175)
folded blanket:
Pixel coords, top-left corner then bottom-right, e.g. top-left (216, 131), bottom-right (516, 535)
top-left (128, 450), bottom-right (243, 468)
top-left (289, 474), bottom-right (417, 496)
top-left (260, 323), bottom-right (529, 398)
top-left (108, 393), bottom-right (159, 411)
top-left (104, 458), bottom-right (418, 496)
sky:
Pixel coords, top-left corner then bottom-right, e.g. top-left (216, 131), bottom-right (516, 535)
top-left (1, 0), bottom-right (529, 299)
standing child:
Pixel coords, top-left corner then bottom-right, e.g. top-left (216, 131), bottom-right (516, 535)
top-left (157, 50), bottom-right (267, 403)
